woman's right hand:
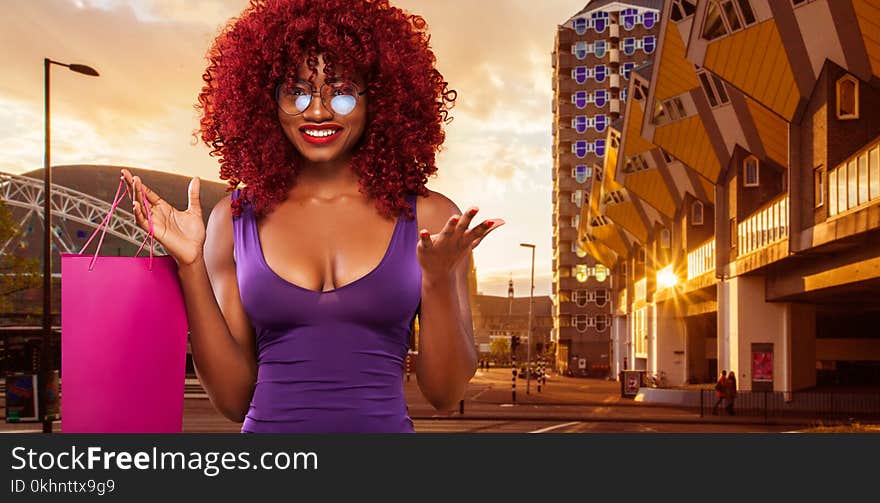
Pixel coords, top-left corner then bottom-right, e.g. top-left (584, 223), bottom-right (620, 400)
top-left (121, 169), bottom-right (206, 267)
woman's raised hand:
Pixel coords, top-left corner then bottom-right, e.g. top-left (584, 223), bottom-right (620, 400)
top-left (120, 169), bottom-right (206, 267)
top-left (417, 206), bottom-right (505, 283)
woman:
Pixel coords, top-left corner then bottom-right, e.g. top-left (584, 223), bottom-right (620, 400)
top-left (725, 372), bottom-right (737, 416)
top-left (121, 0), bottom-right (504, 433)
top-left (712, 370), bottom-right (726, 415)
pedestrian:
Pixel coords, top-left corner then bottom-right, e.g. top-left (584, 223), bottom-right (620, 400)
top-left (712, 370), bottom-right (727, 415)
top-left (725, 372), bottom-right (738, 416)
top-left (120, 0), bottom-right (506, 433)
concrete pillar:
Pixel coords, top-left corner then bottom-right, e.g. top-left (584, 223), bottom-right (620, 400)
top-left (655, 298), bottom-right (687, 386)
top-left (649, 302), bottom-right (658, 373)
top-left (628, 309), bottom-right (638, 370)
top-left (611, 315), bottom-right (618, 377)
top-left (612, 314), bottom-right (628, 376)
top-left (728, 276), bottom-right (779, 390)
top-left (717, 278), bottom-right (734, 378)
top-left (719, 275), bottom-right (817, 391)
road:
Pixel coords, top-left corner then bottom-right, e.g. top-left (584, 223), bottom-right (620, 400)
top-left (179, 368), bottom-right (802, 433)
top-left (0, 368), bottom-right (819, 433)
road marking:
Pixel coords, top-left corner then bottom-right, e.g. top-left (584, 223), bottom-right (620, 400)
top-left (529, 421), bottom-right (580, 434)
top-left (470, 387), bottom-right (491, 401)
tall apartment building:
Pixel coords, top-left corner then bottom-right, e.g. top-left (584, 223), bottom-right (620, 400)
top-left (551, 0), bottom-right (662, 376)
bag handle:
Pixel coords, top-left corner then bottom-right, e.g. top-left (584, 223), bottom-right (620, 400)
top-left (78, 177), bottom-right (155, 271)
top-left (133, 180), bottom-right (156, 268)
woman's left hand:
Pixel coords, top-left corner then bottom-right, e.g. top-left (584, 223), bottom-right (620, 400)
top-left (417, 206), bottom-right (505, 283)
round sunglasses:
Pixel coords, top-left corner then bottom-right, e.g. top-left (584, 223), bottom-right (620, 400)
top-left (275, 80), bottom-right (367, 116)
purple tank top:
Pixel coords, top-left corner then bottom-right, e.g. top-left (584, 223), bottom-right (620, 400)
top-left (231, 190), bottom-right (421, 433)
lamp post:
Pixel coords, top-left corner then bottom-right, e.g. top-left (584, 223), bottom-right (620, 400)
top-left (520, 243), bottom-right (535, 395)
top-left (41, 58), bottom-right (100, 433)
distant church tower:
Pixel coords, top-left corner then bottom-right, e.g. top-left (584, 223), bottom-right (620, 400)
top-left (508, 274), bottom-right (514, 315)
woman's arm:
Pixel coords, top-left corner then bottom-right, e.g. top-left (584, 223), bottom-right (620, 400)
top-left (178, 196), bottom-right (258, 422)
top-left (415, 191), bottom-right (501, 410)
top-left (416, 250), bottom-right (478, 410)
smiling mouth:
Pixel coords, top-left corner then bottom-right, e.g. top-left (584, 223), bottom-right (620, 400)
top-left (300, 126), bottom-right (342, 144)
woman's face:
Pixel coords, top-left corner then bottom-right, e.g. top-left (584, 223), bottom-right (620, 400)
top-left (276, 54), bottom-right (368, 164)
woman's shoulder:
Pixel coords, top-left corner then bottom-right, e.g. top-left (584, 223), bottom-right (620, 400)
top-left (215, 187), bottom-right (252, 219)
top-left (203, 193), bottom-right (236, 266)
top-left (414, 189), bottom-right (462, 231)
top-left (206, 190), bottom-right (252, 242)
top-left (210, 192), bottom-right (234, 220)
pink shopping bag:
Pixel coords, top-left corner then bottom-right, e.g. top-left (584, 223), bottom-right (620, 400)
top-left (61, 178), bottom-right (188, 433)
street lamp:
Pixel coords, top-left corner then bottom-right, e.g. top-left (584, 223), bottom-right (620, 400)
top-left (520, 243), bottom-right (535, 394)
top-left (41, 58), bottom-right (100, 433)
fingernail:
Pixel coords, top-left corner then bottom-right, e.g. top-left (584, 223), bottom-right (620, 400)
top-left (451, 217), bottom-right (459, 225)
top-left (469, 208), bottom-right (478, 216)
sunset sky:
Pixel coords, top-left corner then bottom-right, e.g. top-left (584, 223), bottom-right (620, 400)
top-left (0, 0), bottom-right (584, 297)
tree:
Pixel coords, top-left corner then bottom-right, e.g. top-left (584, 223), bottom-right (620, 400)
top-left (489, 337), bottom-right (510, 365)
top-left (0, 200), bottom-right (41, 316)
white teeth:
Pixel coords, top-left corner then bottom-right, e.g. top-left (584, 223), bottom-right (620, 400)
top-left (303, 129), bottom-right (338, 138)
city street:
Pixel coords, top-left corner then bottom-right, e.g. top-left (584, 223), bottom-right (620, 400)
top-left (179, 368), bottom-right (795, 432)
top-left (0, 368), bottom-right (823, 433)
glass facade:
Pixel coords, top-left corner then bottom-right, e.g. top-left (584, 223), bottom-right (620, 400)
top-left (828, 142), bottom-right (880, 216)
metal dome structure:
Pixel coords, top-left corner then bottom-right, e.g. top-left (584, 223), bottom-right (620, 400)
top-left (0, 171), bottom-right (164, 255)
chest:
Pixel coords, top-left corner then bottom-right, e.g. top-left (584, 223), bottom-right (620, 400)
top-left (237, 207), bottom-right (422, 333)
top-left (256, 208), bottom-right (401, 294)
top-left (233, 192), bottom-right (423, 331)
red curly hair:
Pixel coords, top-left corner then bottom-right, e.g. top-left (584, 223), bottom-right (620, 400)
top-left (196, 0), bottom-right (456, 220)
